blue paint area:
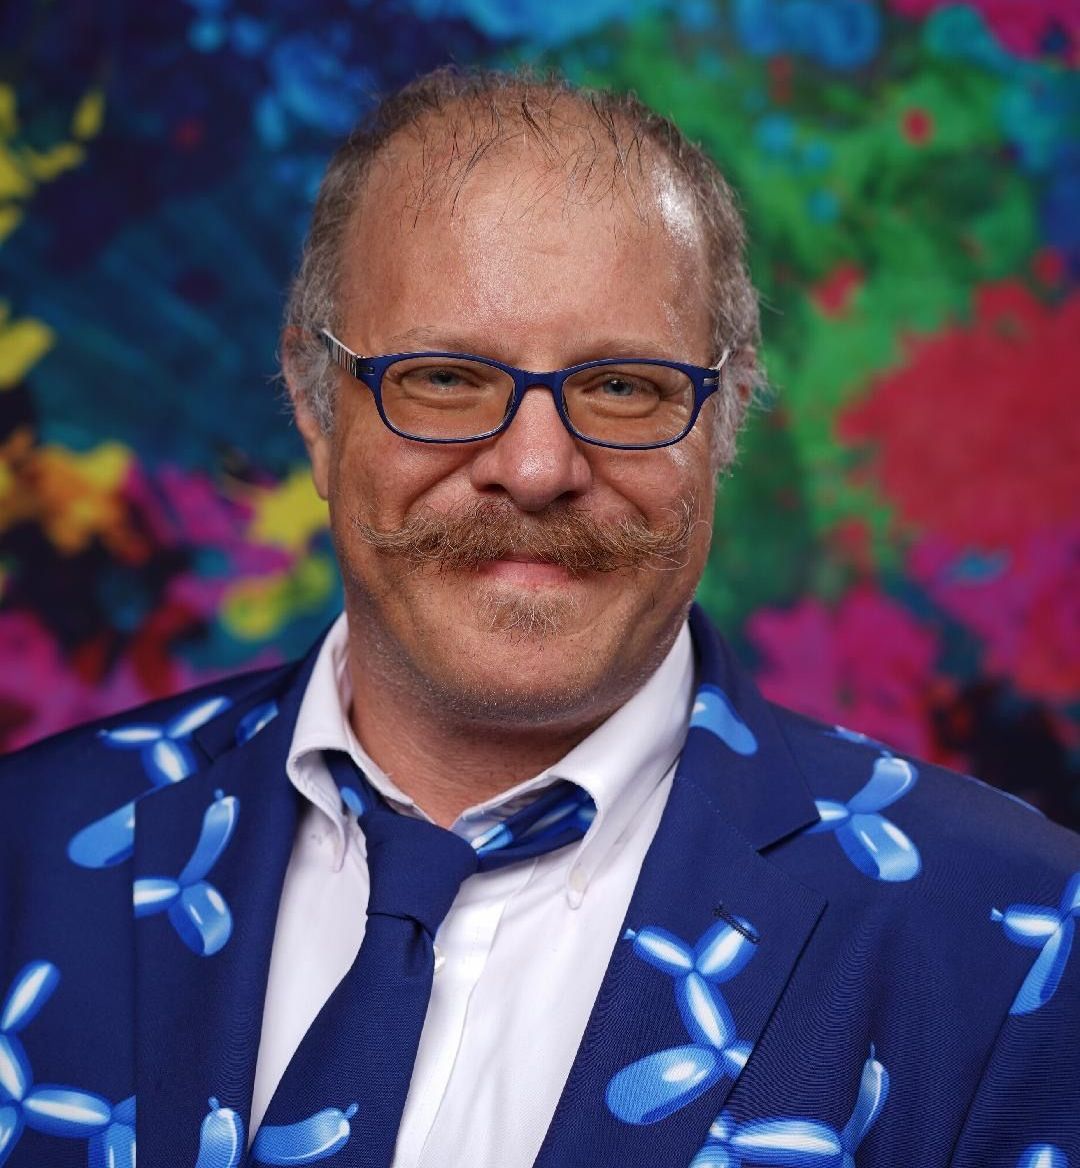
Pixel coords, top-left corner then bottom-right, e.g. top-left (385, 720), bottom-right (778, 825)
top-left (400, 0), bottom-right (661, 45)
top-left (732, 0), bottom-right (881, 69)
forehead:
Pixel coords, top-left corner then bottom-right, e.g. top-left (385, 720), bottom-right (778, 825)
top-left (337, 117), bottom-right (711, 359)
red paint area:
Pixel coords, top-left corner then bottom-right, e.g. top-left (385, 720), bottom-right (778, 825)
top-left (838, 282), bottom-right (1080, 549)
top-left (811, 263), bottom-right (864, 316)
top-left (1032, 247), bottom-right (1066, 287)
top-left (901, 108), bottom-right (933, 145)
top-left (768, 56), bottom-right (794, 104)
top-left (910, 528), bottom-right (1080, 704)
top-left (172, 118), bottom-right (205, 150)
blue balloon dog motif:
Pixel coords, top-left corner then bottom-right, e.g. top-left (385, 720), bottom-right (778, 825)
top-left (804, 752), bottom-right (921, 882)
top-left (87, 1094), bottom-right (136, 1168)
top-left (234, 701), bottom-right (280, 748)
top-left (691, 685), bottom-right (758, 756)
top-left (194, 1096), bottom-right (358, 1166)
top-left (689, 1046), bottom-right (889, 1167)
top-left (606, 916), bottom-right (759, 1124)
top-left (0, 961), bottom-right (136, 1166)
top-left (97, 695), bottom-right (233, 785)
top-left (68, 698), bottom-right (278, 870)
top-left (827, 726), bottom-right (884, 748)
top-left (133, 791), bottom-right (240, 957)
top-left (68, 694), bottom-right (232, 869)
top-left (1017, 1146), bottom-right (1069, 1168)
top-left (992, 872), bottom-right (1080, 1015)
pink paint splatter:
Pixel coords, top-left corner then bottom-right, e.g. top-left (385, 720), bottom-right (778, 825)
top-left (890, 0), bottom-right (1079, 62)
top-left (910, 526), bottom-right (1080, 704)
top-left (748, 584), bottom-right (940, 755)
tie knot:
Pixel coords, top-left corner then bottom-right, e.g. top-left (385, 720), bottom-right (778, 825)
top-left (362, 811), bottom-right (479, 935)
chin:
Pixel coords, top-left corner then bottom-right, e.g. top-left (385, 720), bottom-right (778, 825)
top-left (407, 614), bottom-right (621, 729)
top-left (474, 587), bottom-right (585, 639)
top-left (428, 663), bottom-right (610, 729)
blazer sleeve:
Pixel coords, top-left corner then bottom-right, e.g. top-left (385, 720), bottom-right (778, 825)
top-left (949, 942), bottom-right (1080, 1167)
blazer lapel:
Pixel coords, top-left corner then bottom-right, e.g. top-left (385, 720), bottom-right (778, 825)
top-left (133, 643), bottom-right (322, 1165)
top-left (535, 606), bottom-right (826, 1168)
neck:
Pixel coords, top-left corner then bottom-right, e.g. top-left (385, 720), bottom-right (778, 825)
top-left (347, 673), bottom-right (603, 827)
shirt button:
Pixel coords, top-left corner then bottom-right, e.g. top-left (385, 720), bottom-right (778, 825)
top-left (567, 866), bottom-right (588, 908)
top-left (433, 944), bottom-right (446, 973)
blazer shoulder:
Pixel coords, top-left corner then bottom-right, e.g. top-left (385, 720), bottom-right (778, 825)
top-left (764, 702), bottom-right (1079, 1046)
top-left (771, 700), bottom-right (1080, 897)
top-left (0, 660), bottom-right (293, 812)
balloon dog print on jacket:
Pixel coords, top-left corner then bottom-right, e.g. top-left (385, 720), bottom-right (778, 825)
top-left (606, 915), bottom-right (759, 1125)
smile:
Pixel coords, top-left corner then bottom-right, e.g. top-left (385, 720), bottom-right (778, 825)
top-left (477, 557), bottom-right (576, 586)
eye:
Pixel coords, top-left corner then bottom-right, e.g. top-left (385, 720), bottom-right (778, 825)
top-left (424, 368), bottom-right (466, 389)
top-left (390, 359), bottom-right (494, 396)
top-left (598, 376), bottom-right (641, 399)
top-left (577, 371), bottom-right (663, 405)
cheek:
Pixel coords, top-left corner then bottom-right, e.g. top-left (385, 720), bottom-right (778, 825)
top-left (327, 412), bottom-right (474, 526)
top-left (605, 439), bottom-right (715, 526)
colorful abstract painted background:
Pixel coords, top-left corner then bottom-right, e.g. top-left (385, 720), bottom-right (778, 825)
top-left (1, 1), bottom-right (1077, 824)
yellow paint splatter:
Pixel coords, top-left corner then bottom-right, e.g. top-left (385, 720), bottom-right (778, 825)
top-left (0, 441), bottom-right (138, 556)
top-left (0, 205), bottom-right (21, 243)
top-left (72, 89), bottom-right (105, 140)
top-left (0, 83), bottom-right (103, 386)
top-left (221, 554), bottom-right (336, 641)
top-left (0, 86), bottom-right (16, 137)
top-left (0, 313), bottom-right (55, 390)
top-left (0, 148), bottom-right (32, 200)
top-left (0, 81), bottom-right (102, 249)
top-left (24, 142), bottom-right (85, 183)
top-left (246, 466), bottom-right (328, 552)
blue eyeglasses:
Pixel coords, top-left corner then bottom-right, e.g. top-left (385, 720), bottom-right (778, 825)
top-left (321, 330), bottom-right (732, 451)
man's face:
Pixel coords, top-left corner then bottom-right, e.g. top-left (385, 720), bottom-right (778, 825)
top-left (297, 136), bottom-right (720, 733)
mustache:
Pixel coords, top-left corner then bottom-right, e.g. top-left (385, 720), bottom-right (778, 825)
top-left (350, 498), bottom-right (699, 574)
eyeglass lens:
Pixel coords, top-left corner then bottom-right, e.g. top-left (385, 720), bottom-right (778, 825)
top-left (380, 357), bottom-right (696, 446)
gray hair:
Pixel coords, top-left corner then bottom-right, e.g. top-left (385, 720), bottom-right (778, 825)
top-left (282, 66), bottom-right (762, 467)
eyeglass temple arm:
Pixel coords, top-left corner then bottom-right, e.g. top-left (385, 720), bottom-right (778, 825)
top-left (712, 347), bottom-right (733, 374)
top-left (320, 329), bottom-right (366, 379)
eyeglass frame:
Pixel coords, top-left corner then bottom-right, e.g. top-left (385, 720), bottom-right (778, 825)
top-left (320, 329), bottom-right (733, 451)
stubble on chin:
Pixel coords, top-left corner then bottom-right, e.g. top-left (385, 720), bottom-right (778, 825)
top-left (474, 579), bottom-right (583, 640)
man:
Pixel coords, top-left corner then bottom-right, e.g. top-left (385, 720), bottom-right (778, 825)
top-left (1, 68), bottom-right (1077, 1168)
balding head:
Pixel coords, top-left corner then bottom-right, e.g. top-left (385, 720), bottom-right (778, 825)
top-left (282, 67), bottom-right (761, 469)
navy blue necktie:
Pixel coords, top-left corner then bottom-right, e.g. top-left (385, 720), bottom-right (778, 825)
top-left (251, 752), bottom-right (594, 1168)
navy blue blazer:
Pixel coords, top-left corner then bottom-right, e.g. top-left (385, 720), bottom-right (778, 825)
top-left (1, 606), bottom-right (1078, 1167)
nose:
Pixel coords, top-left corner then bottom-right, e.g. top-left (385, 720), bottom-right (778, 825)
top-left (467, 386), bottom-right (593, 512)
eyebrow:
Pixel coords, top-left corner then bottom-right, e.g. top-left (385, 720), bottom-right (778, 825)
top-left (377, 328), bottom-right (683, 364)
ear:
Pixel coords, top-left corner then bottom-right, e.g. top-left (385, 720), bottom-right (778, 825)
top-left (281, 326), bottom-right (332, 501)
top-left (732, 345), bottom-right (758, 408)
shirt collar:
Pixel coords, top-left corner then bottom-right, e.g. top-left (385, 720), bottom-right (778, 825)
top-left (287, 613), bottom-right (694, 902)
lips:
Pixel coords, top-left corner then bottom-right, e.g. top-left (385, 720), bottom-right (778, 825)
top-left (478, 557), bottom-right (574, 586)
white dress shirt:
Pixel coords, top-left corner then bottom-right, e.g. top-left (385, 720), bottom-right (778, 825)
top-left (250, 613), bottom-right (694, 1168)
